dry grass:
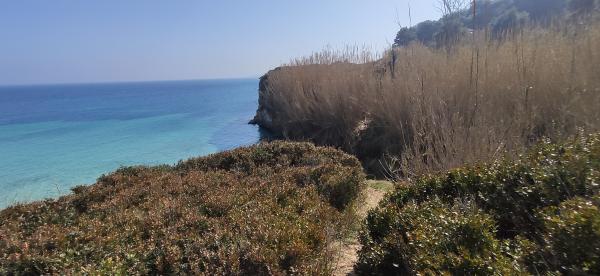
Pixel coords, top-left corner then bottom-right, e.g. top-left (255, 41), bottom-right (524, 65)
top-left (261, 22), bottom-right (600, 178)
top-left (286, 45), bottom-right (378, 66)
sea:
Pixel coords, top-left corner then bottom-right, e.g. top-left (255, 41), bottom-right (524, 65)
top-left (0, 79), bottom-right (263, 208)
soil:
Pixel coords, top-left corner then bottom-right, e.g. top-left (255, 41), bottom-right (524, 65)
top-left (332, 180), bottom-right (394, 276)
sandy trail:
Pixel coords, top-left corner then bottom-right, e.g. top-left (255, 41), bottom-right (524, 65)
top-left (332, 180), bottom-right (394, 276)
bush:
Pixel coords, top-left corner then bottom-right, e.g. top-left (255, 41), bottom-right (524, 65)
top-left (531, 195), bottom-right (600, 274)
top-left (356, 199), bottom-right (524, 275)
top-left (357, 134), bottom-right (600, 275)
top-left (175, 141), bottom-right (365, 210)
top-left (175, 141), bottom-right (361, 174)
top-left (386, 133), bottom-right (600, 238)
top-left (0, 142), bottom-right (365, 275)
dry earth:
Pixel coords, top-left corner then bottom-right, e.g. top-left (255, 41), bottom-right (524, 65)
top-left (332, 180), bottom-right (394, 276)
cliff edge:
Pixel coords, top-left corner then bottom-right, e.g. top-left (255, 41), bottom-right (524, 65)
top-left (248, 67), bottom-right (280, 132)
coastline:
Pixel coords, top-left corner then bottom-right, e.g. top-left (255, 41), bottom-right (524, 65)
top-left (0, 79), bottom-right (261, 208)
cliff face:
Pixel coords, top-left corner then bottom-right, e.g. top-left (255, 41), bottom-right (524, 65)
top-left (249, 67), bottom-right (280, 133)
top-left (250, 63), bottom-right (377, 135)
top-left (249, 63), bottom-right (393, 176)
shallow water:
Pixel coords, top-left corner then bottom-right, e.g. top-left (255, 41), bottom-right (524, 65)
top-left (0, 79), bottom-right (262, 207)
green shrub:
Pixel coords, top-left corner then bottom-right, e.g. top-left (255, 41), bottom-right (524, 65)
top-left (529, 194), bottom-right (600, 274)
top-left (357, 133), bottom-right (600, 275)
top-left (0, 142), bottom-right (365, 275)
top-left (176, 141), bottom-right (365, 210)
top-left (175, 141), bottom-right (361, 174)
top-left (356, 198), bottom-right (526, 275)
top-left (386, 134), bottom-right (600, 238)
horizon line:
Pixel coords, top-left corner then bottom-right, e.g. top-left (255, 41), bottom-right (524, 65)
top-left (0, 76), bottom-right (262, 88)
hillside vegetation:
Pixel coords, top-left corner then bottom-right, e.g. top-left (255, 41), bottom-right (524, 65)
top-left (0, 142), bottom-right (366, 275)
top-left (394, 0), bottom-right (599, 47)
top-left (2, 2), bottom-right (600, 275)
top-left (356, 132), bottom-right (600, 275)
top-left (252, 19), bottom-right (600, 177)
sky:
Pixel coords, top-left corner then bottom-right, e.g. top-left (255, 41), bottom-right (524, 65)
top-left (0, 1), bottom-right (440, 85)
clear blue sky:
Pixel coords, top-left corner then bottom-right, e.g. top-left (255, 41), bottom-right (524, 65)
top-left (0, 0), bottom-right (440, 85)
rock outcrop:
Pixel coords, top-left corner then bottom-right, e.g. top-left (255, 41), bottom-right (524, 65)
top-left (248, 67), bottom-right (280, 132)
top-left (248, 63), bottom-right (394, 176)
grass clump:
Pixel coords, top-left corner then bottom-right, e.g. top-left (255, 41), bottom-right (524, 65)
top-left (356, 133), bottom-right (600, 275)
top-left (0, 141), bottom-right (365, 275)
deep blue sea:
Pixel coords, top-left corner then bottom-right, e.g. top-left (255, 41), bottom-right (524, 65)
top-left (0, 79), bottom-right (262, 208)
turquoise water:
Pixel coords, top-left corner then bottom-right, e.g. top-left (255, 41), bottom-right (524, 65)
top-left (0, 79), bottom-right (262, 208)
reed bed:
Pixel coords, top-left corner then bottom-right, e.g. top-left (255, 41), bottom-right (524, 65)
top-left (261, 22), bottom-right (600, 178)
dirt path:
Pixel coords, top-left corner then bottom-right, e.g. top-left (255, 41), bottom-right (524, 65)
top-left (332, 180), bottom-right (394, 275)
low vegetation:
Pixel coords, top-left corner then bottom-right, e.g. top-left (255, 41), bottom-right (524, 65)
top-left (0, 142), bottom-right (366, 274)
top-left (356, 133), bottom-right (600, 275)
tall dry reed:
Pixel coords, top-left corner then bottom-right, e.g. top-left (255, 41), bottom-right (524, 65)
top-left (262, 22), bottom-right (600, 178)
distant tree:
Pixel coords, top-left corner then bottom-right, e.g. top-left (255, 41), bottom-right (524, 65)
top-left (394, 27), bottom-right (418, 46)
top-left (471, 0), bottom-right (496, 28)
top-left (492, 8), bottom-right (529, 36)
top-left (415, 20), bottom-right (442, 45)
top-left (391, 0), bottom-right (578, 49)
top-left (568, 0), bottom-right (597, 20)
top-left (435, 16), bottom-right (466, 49)
top-left (435, 0), bottom-right (469, 49)
top-left (437, 0), bottom-right (469, 17)
top-left (514, 0), bottom-right (566, 22)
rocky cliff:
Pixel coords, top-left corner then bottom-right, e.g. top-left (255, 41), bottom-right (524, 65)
top-left (248, 63), bottom-right (394, 176)
top-left (248, 67), bottom-right (280, 133)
